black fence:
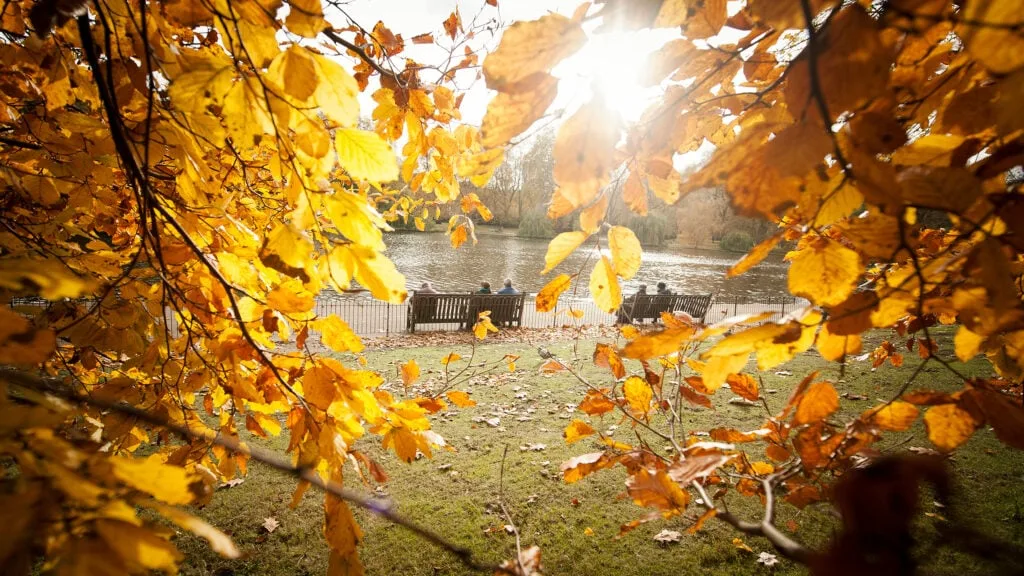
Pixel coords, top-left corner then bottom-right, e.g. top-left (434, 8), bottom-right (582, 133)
top-left (12, 293), bottom-right (806, 340)
top-left (313, 292), bottom-right (804, 337)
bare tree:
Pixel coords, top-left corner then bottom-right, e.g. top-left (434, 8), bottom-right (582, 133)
top-left (478, 153), bottom-right (524, 228)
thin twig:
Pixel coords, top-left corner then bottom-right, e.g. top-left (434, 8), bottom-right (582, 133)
top-left (498, 445), bottom-right (525, 575)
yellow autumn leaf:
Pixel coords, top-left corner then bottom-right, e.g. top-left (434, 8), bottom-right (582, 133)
top-left (482, 14), bottom-right (587, 91)
top-left (817, 324), bottom-right (863, 362)
top-left (727, 232), bottom-right (782, 277)
top-left (286, 0), bottom-right (327, 37)
top-left (441, 352), bottom-right (462, 365)
top-left (0, 308), bottom-right (55, 365)
top-left (326, 189), bottom-right (389, 251)
top-left (446, 390), bottom-right (476, 408)
top-left (267, 46), bottom-right (318, 103)
top-left (589, 256), bottom-right (622, 313)
top-left (701, 353), bottom-right (748, 392)
top-left (536, 273), bottom-right (572, 312)
top-left (623, 375), bottom-right (653, 416)
top-left (542, 231), bottom-right (589, 274)
top-left (401, 359), bottom-right (420, 386)
top-left (332, 245), bottom-right (407, 304)
top-left (267, 282), bottom-right (315, 313)
top-left (961, 0), bottom-right (1024, 74)
top-left (302, 364), bottom-right (340, 410)
top-left (607, 226), bottom-right (641, 280)
top-left (312, 53), bottom-right (360, 127)
top-left (579, 194), bottom-right (609, 234)
top-left (871, 401), bottom-right (920, 432)
top-left (109, 455), bottom-right (196, 506)
top-left (325, 484), bottom-right (364, 572)
top-left (335, 129), bottom-right (399, 182)
top-left (151, 503), bottom-right (241, 559)
top-left (480, 73), bottom-right (559, 148)
top-left (0, 258), bottom-right (92, 300)
top-left (96, 519), bottom-right (182, 572)
top-left (261, 223), bottom-right (313, 280)
top-left (954, 326), bottom-right (985, 363)
top-left (787, 237), bottom-right (861, 307)
top-left (313, 315), bottom-right (364, 354)
top-left (553, 99), bottom-right (623, 209)
top-left (473, 313), bottom-right (498, 339)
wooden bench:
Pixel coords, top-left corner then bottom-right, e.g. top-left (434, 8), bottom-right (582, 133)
top-left (616, 294), bottom-right (713, 325)
top-left (468, 294), bottom-right (525, 329)
top-left (407, 293), bottom-right (525, 332)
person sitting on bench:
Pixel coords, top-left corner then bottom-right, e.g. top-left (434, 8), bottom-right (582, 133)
top-left (496, 279), bottom-right (519, 295)
top-left (656, 282), bottom-right (672, 295)
top-left (417, 282), bottom-right (438, 294)
top-left (617, 284), bottom-right (647, 323)
top-left (476, 281), bottom-right (492, 294)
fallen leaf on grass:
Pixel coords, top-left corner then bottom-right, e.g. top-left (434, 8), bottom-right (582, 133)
top-left (584, 527), bottom-right (594, 536)
top-left (218, 478), bottom-right (245, 489)
top-left (263, 517), bottom-right (280, 533)
top-left (758, 552), bottom-right (779, 566)
top-left (733, 537), bottom-right (753, 552)
top-left (653, 529), bottom-right (682, 543)
top-left (520, 443), bottom-right (547, 452)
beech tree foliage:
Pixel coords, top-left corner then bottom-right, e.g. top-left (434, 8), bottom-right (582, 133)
top-left (0, 0), bottom-right (1023, 574)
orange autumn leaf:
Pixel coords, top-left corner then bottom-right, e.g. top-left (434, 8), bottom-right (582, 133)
top-left (536, 273), bottom-right (572, 312)
top-left (726, 373), bottom-right (759, 402)
top-left (619, 327), bottom-right (695, 360)
top-left (445, 390), bottom-right (476, 408)
top-left (792, 382), bottom-right (840, 426)
top-left (564, 419), bottom-right (596, 444)
top-left (924, 403), bottom-right (980, 452)
top-left (579, 389), bottom-right (617, 416)
top-left (593, 343), bottom-right (627, 379)
top-left (400, 359), bottom-right (420, 387)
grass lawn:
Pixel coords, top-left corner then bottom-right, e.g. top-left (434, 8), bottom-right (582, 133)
top-left (176, 327), bottom-right (1024, 575)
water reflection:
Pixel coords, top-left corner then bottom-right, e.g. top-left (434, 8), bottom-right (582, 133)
top-left (381, 232), bottom-right (789, 299)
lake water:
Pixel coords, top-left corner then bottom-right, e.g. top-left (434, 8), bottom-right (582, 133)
top-left (382, 232), bottom-right (789, 300)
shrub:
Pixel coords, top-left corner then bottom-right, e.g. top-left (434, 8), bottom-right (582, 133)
top-left (719, 230), bottom-right (754, 252)
top-left (518, 210), bottom-right (556, 238)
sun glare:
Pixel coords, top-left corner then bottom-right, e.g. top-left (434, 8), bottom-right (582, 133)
top-left (555, 29), bottom-right (678, 123)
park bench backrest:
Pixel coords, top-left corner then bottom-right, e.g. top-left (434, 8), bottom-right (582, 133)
top-left (618, 293), bottom-right (714, 323)
top-left (408, 292), bottom-right (525, 332)
top-left (673, 294), bottom-right (713, 322)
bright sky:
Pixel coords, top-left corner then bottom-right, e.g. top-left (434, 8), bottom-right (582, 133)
top-left (334, 0), bottom-right (682, 125)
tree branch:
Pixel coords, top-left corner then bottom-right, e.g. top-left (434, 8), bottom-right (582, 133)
top-left (799, 0), bottom-right (849, 173)
top-left (1, 368), bottom-right (506, 574)
top-left (690, 476), bottom-right (812, 564)
top-left (323, 29), bottom-right (404, 85)
top-left (0, 135), bottom-right (41, 150)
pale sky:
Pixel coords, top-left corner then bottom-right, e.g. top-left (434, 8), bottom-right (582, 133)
top-left (333, 0), bottom-right (681, 126)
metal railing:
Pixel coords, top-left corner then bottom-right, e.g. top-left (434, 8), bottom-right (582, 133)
top-left (313, 292), bottom-right (804, 337)
top-left (11, 293), bottom-right (806, 340)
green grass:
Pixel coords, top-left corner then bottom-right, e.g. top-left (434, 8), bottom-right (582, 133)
top-left (175, 328), bottom-right (1024, 575)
